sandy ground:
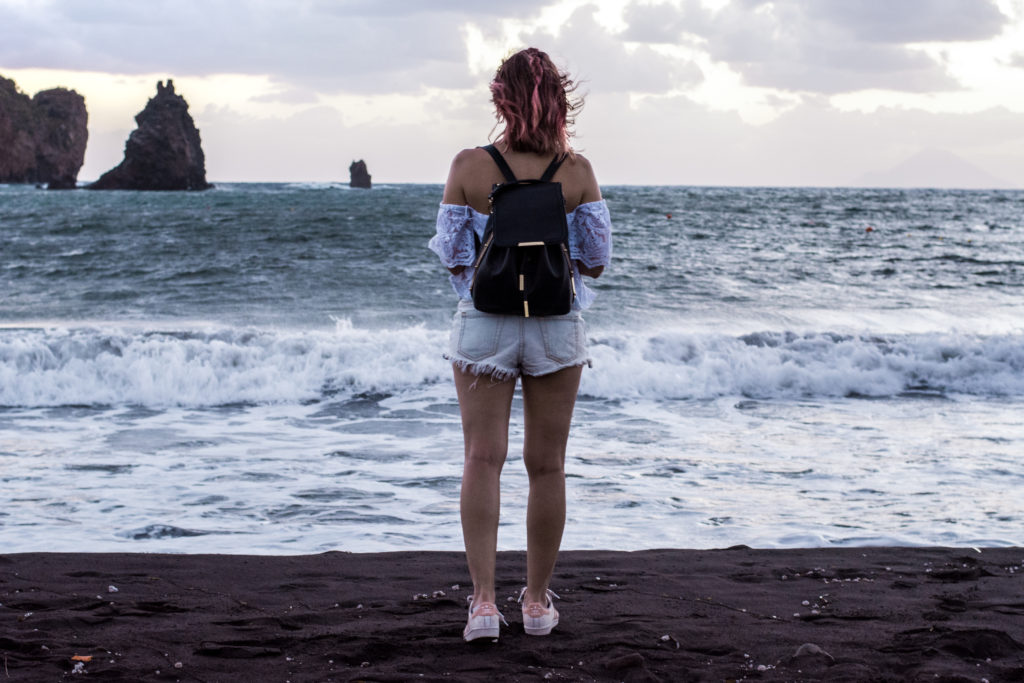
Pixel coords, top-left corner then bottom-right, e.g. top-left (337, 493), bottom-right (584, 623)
top-left (2, 547), bottom-right (1023, 681)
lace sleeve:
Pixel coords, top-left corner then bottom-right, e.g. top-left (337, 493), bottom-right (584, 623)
top-left (428, 204), bottom-right (476, 268)
top-left (568, 200), bottom-right (612, 268)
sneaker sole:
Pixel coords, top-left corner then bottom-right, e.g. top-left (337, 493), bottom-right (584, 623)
top-left (464, 617), bottom-right (500, 641)
top-left (523, 615), bottom-right (558, 636)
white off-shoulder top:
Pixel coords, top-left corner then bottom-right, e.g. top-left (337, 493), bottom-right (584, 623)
top-left (428, 200), bottom-right (612, 310)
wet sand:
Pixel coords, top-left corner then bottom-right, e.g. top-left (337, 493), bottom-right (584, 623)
top-left (2, 547), bottom-right (1023, 681)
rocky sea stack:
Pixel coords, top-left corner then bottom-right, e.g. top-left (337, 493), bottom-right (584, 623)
top-left (90, 80), bottom-right (211, 191)
top-left (349, 159), bottom-right (371, 188)
top-left (0, 75), bottom-right (88, 189)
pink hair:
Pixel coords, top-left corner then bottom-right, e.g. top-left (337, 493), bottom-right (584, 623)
top-left (490, 48), bottom-right (582, 156)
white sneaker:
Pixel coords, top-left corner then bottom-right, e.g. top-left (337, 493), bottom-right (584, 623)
top-left (518, 587), bottom-right (560, 636)
top-left (463, 597), bottom-right (507, 642)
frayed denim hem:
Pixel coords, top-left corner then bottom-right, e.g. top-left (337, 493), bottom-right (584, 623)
top-left (445, 355), bottom-right (520, 384)
top-left (445, 355), bottom-right (591, 384)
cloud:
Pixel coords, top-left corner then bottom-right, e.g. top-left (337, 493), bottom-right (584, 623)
top-left (621, 0), bottom-right (1009, 95)
top-left (519, 5), bottom-right (703, 94)
top-left (321, 0), bottom-right (550, 17)
top-left (576, 92), bottom-right (1024, 187)
top-left (0, 0), bottom-right (555, 94)
top-left (249, 88), bottom-right (320, 105)
top-left (800, 0), bottom-right (1008, 44)
top-left (619, 2), bottom-right (699, 44)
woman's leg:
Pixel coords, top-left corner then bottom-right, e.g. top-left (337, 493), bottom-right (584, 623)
top-left (520, 365), bottom-right (583, 604)
top-left (454, 366), bottom-right (517, 605)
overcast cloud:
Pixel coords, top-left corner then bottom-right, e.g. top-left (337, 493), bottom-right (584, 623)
top-left (581, 92), bottom-right (1024, 186)
top-left (2, 0), bottom-right (1023, 186)
top-left (622, 0), bottom-right (1008, 94)
top-left (0, 0), bottom-right (539, 93)
top-left (521, 5), bottom-right (703, 94)
top-left (0, 0), bottom-right (1011, 97)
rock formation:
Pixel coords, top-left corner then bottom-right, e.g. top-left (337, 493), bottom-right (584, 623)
top-left (0, 75), bottom-right (88, 189)
top-left (90, 79), bottom-right (211, 191)
top-left (349, 159), bottom-right (371, 188)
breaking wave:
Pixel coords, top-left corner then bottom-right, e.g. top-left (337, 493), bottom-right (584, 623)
top-left (2, 321), bottom-right (1022, 407)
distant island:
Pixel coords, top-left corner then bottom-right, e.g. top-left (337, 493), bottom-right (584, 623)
top-left (856, 149), bottom-right (1012, 190)
top-left (0, 74), bottom-right (87, 189)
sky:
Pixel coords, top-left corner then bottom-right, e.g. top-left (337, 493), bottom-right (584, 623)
top-left (3, 0), bottom-right (1024, 187)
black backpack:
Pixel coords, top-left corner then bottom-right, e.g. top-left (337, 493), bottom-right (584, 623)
top-left (470, 145), bottom-right (575, 317)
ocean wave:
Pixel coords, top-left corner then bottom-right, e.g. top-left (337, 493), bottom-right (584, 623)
top-left (0, 321), bottom-right (449, 408)
top-left (585, 328), bottom-right (1024, 400)
top-left (1, 323), bottom-right (1022, 407)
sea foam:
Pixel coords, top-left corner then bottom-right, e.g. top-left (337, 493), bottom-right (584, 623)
top-left (585, 328), bottom-right (1024, 400)
top-left (0, 320), bottom-right (448, 408)
top-left (2, 321), bottom-right (1022, 407)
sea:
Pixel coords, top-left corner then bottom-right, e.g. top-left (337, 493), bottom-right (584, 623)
top-left (1, 182), bottom-right (1022, 554)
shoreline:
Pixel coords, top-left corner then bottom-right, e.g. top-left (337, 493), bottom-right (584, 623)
top-left (3, 547), bottom-right (1023, 681)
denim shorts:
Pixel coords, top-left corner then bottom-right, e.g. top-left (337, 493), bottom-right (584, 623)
top-left (445, 299), bottom-right (589, 379)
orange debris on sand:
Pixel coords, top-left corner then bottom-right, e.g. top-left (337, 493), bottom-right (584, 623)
top-left (71, 655), bottom-right (93, 662)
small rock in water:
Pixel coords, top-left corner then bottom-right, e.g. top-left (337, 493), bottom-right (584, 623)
top-left (108, 585), bottom-right (119, 593)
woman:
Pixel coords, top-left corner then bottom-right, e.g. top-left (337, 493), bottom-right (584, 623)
top-left (429, 47), bottom-right (611, 641)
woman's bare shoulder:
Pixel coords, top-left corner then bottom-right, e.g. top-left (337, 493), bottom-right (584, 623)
top-left (565, 152), bottom-right (594, 170)
top-left (444, 147), bottom-right (491, 205)
top-left (563, 152), bottom-right (601, 203)
top-left (450, 147), bottom-right (492, 174)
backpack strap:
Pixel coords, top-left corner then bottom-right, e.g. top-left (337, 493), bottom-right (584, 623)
top-left (481, 145), bottom-right (517, 182)
top-left (482, 144), bottom-right (566, 183)
top-left (539, 153), bottom-right (567, 182)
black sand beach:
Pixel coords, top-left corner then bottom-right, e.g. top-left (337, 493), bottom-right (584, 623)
top-left (2, 547), bottom-right (1023, 681)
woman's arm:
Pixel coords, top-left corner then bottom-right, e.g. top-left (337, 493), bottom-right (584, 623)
top-left (571, 155), bottom-right (608, 279)
top-left (439, 151), bottom-right (475, 274)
